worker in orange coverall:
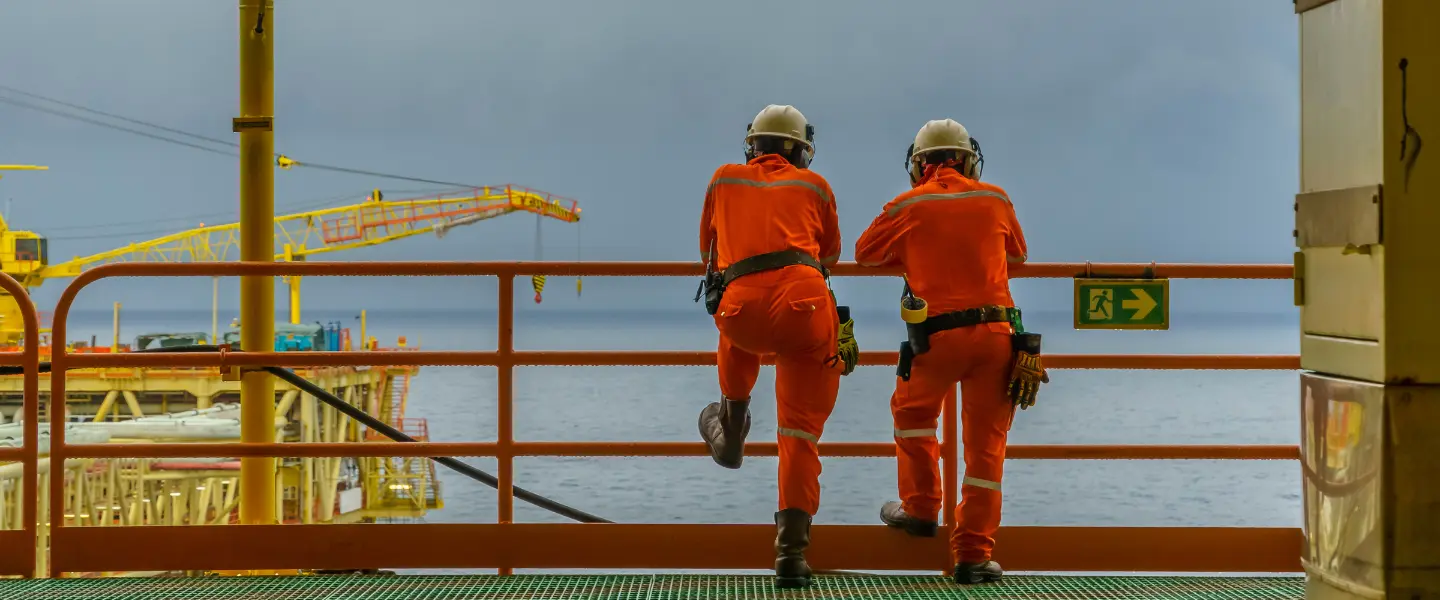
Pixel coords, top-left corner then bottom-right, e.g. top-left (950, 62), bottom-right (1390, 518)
top-left (694, 104), bottom-right (859, 589)
top-left (854, 119), bottom-right (1048, 585)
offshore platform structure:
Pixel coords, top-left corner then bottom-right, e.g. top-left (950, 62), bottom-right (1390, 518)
top-left (1294, 0), bottom-right (1436, 599)
top-left (0, 165), bottom-right (580, 574)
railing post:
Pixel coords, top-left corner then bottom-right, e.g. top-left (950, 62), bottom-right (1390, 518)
top-left (46, 299), bottom-right (69, 578)
top-left (941, 384), bottom-right (959, 573)
top-left (7, 274), bottom-right (41, 578)
top-left (497, 273), bottom-right (515, 576)
top-left (237, 0), bottom-right (277, 528)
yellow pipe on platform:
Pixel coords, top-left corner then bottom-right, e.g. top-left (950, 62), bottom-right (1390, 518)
top-left (289, 275), bottom-right (301, 325)
top-left (238, 0), bottom-right (276, 526)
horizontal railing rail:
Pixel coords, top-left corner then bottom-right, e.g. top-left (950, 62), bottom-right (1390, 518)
top-left (36, 261), bottom-right (1301, 577)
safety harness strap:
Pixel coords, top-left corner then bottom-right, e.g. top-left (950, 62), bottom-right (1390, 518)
top-left (721, 250), bottom-right (826, 286)
top-left (922, 305), bottom-right (1016, 335)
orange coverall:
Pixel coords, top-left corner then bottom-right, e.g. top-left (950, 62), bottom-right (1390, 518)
top-left (854, 165), bottom-right (1028, 563)
top-left (699, 154), bottom-right (844, 516)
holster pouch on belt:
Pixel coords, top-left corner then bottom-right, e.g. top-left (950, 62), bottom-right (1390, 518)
top-left (1012, 331), bottom-right (1042, 355)
top-left (897, 340), bottom-right (915, 381)
top-left (905, 322), bottom-right (930, 356)
top-left (900, 290), bottom-right (929, 355)
top-left (694, 250), bottom-right (826, 317)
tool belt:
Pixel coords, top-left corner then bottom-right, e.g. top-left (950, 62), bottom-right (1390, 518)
top-left (696, 250), bottom-right (828, 315)
top-left (898, 305), bottom-right (1019, 381)
top-left (920, 305), bottom-right (1017, 336)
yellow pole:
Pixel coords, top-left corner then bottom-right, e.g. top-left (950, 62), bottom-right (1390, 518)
top-left (212, 276), bottom-right (220, 344)
top-left (289, 275), bottom-right (301, 324)
top-left (283, 245), bottom-right (300, 325)
top-left (359, 309), bottom-right (367, 351)
top-left (238, 0), bottom-right (276, 526)
top-left (111, 302), bottom-right (120, 352)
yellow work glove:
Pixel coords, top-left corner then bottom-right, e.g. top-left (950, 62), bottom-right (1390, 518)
top-left (830, 290), bottom-right (858, 376)
top-left (836, 314), bottom-right (858, 376)
top-left (1007, 351), bottom-right (1049, 409)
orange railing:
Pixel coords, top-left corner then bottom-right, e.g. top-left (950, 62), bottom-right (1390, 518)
top-left (20, 260), bottom-right (1300, 577)
top-left (0, 273), bottom-right (42, 578)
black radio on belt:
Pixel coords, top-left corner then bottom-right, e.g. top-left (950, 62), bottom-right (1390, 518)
top-left (701, 271), bottom-right (724, 315)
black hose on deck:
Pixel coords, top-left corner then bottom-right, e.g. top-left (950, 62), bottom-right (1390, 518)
top-left (92, 345), bottom-right (614, 524)
top-left (262, 365), bottom-right (611, 523)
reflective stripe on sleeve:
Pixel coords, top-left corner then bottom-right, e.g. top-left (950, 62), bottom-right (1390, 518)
top-left (886, 190), bottom-right (1011, 217)
top-left (712, 177), bottom-right (834, 205)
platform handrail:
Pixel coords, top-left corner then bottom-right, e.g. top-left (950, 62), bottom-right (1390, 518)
top-left (0, 272), bottom-right (43, 578)
top-left (37, 261), bottom-right (1303, 577)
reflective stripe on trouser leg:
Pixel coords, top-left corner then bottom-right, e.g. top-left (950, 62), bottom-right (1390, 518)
top-left (777, 426), bottom-right (824, 514)
top-left (962, 476), bottom-right (1001, 492)
top-left (951, 365), bottom-right (1013, 564)
top-left (775, 352), bottom-right (840, 516)
top-left (892, 377), bottom-right (949, 523)
top-left (778, 428), bottom-right (818, 443)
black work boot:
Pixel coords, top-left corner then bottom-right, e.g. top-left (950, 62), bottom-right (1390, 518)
top-left (953, 560), bottom-right (1003, 584)
top-left (879, 501), bottom-right (938, 537)
top-left (698, 397), bottom-right (750, 469)
top-left (774, 508), bottom-right (814, 588)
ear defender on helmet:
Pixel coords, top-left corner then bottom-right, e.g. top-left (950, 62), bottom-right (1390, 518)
top-left (743, 121), bottom-right (756, 162)
top-left (905, 143), bottom-right (925, 186)
top-left (795, 123), bottom-right (816, 168)
top-left (968, 136), bottom-right (984, 181)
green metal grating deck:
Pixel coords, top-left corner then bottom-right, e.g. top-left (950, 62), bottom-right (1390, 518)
top-left (0, 574), bottom-right (1305, 600)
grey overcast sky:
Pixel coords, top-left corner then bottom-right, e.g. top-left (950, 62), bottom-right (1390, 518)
top-left (1, 1), bottom-right (1298, 315)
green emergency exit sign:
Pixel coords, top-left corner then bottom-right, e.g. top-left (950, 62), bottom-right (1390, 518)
top-left (1073, 278), bottom-right (1170, 330)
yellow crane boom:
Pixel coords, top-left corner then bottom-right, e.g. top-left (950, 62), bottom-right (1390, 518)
top-left (38, 185), bottom-right (580, 280)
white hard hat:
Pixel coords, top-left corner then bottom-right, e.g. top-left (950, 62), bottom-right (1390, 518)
top-left (745, 105), bottom-right (816, 167)
top-left (912, 119), bottom-right (972, 156)
top-left (907, 119), bottom-right (982, 183)
top-left (746, 105), bottom-right (814, 149)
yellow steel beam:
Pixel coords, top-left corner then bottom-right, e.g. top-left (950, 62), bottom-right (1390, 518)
top-left (238, 0), bottom-right (276, 527)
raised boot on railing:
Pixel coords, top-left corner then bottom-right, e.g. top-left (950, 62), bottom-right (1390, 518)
top-left (773, 508), bottom-right (813, 588)
top-left (697, 396), bottom-right (750, 469)
top-left (879, 500), bottom-right (938, 537)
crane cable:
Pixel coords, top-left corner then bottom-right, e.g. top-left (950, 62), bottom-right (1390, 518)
top-left (0, 85), bottom-right (481, 189)
top-left (1, 85), bottom-right (589, 278)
